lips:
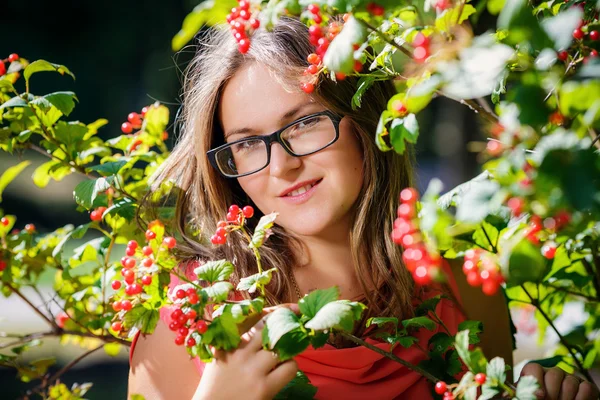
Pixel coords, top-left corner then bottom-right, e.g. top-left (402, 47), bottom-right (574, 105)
top-left (278, 179), bottom-right (322, 197)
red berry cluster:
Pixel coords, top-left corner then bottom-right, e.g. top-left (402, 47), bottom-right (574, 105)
top-left (110, 221), bottom-right (177, 333)
top-left (523, 212), bottom-right (570, 259)
top-left (0, 53), bottom-right (19, 76)
top-left (226, 0), bottom-right (260, 54)
top-left (557, 15), bottom-right (599, 64)
top-left (168, 299), bottom-right (208, 347)
top-left (121, 107), bottom-right (148, 135)
top-left (435, 373), bottom-right (486, 399)
top-left (90, 206), bottom-right (107, 222)
top-left (462, 249), bottom-right (505, 296)
top-left (412, 32), bottom-right (430, 64)
top-left (210, 204), bottom-right (254, 245)
top-left (392, 188), bottom-right (444, 285)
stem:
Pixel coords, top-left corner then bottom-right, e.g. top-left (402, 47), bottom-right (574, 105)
top-left (6, 284), bottom-right (58, 329)
top-left (521, 285), bottom-right (595, 384)
top-left (0, 331), bottom-right (56, 350)
top-left (589, 128), bottom-right (600, 150)
top-left (340, 332), bottom-right (439, 383)
top-left (543, 284), bottom-right (600, 302)
top-left (239, 226), bottom-right (265, 297)
top-left (440, 93), bottom-right (499, 124)
top-left (430, 312), bottom-right (451, 335)
top-left (355, 18), bottom-right (413, 58)
top-left (480, 223), bottom-right (498, 253)
top-left (21, 344), bottom-right (104, 400)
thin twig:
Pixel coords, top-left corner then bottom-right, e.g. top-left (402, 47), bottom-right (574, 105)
top-left (6, 284), bottom-right (58, 329)
top-left (480, 223), bottom-right (498, 253)
top-left (543, 284), bottom-right (600, 302)
top-left (0, 331), bottom-right (56, 350)
top-left (340, 332), bottom-right (439, 383)
top-left (589, 128), bottom-right (600, 150)
top-left (521, 285), bottom-right (596, 385)
top-left (355, 18), bottom-right (413, 58)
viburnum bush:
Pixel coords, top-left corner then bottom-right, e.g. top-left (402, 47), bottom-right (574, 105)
top-left (2, 0), bottom-right (600, 398)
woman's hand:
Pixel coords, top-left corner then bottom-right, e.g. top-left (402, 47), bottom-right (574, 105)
top-left (519, 363), bottom-right (599, 400)
top-left (192, 303), bottom-right (300, 400)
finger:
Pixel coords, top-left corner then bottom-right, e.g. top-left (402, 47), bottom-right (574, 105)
top-left (254, 348), bottom-right (283, 374)
top-left (521, 363), bottom-right (546, 399)
top-left (559, 375), bottom-right (580, 400)
top-left (545, 367), bottom-right (566, 400)
top-left (575, 381), bottom-right (600, 400)
top-left (263, 303), bottom-right (300, 315)
top-left (264, 359), bottom-right (299, 399)
top-left (240, 318), bottom-right (266, 351)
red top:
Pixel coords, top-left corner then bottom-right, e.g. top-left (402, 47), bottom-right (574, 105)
top-left (129, 260), bottom-right (466, 399)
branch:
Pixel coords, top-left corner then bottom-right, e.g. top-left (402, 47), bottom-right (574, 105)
top-left (480, 223), bottom-right (498, 253)
top-left (542, 284), bottom-right (600, 302)
top-left (27, 143), bottom-right (97, 181)
top-left (521, 285), bottom-right (595, 385)
top-left (0, 331), bottom-right (56, 350)
top-left (590, 128), bottom-right (600, 150)
top-left (6, 284), bottom-right (58, 329)
top-left (355, 18), bottom-right (413, 58)
top-left (340, 332), bottom-right (439, 383)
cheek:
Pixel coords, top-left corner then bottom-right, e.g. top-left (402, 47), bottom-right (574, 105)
top-left (237, 174), bottom-right (269, 208)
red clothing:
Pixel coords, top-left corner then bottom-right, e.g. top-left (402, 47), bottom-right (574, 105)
top-left (129, 261), bottom-right (466, 399)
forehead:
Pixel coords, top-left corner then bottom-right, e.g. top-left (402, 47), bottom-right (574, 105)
top-left (218, 62), bottom-right (315, 132)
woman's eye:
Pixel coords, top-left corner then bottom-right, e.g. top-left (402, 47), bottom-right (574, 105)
top-left (232, 140), bottom-right (260, 153)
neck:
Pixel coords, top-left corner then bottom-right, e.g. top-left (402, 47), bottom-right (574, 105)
top-left (292, 219), bottom-right (362, 300)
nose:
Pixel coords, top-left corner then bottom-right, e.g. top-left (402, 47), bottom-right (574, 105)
top-left (269, 142), bottom-right (301, 178)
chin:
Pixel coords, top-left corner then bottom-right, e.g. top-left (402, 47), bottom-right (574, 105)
top-left (276, 207), bottom-right (349, 238)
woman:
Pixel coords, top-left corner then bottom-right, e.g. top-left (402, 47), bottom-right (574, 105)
top-left (127, 15), bottom-right (598, 400)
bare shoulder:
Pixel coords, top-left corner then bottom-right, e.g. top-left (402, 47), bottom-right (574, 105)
top-left (128, 319), bottom-right (201, 399)
top-left (446, 258), bottom-right (514, 371)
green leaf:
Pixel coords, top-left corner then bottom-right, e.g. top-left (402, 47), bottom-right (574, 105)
top-left (194, 259), bottom-right (234, 284)
top-left (515, 375), bottom-right (539, 400)
top-left (11, 339), bottom-right (42, 355)
top-left (366, 316), bottom-right (399, 330)
top-left (172, 0), bottom-right (237, 51)
top-left (455, 180), bottom-right (503, 223)
top-left (429, 332), bottom-right (454, 355)
top-left (0, 96), bottom-right (28, 110)
top-left (435, 4), bottom-right (476, 32)
top-left (415, 295), bottom-right (443, 316)
top-left (455, 330), bottom-right (488, 373)
top-left (203, 281), bottom-right (233, 302)
top-left (352, 76), bottom-right (375, 110)
top-left (323, 16), bottom-right (367, 74)
top-left (88, 160), bottom-right (128, 176)
top-left (507, 84), bottom-right (551, 127)
top-left (123, 305), bottom-right (159, 335)
top-left (23, 60), bottom-right (75, 87)
top-left (487, 0), bottom-right (506, 14)
top-left (479, 384), bottom-right (501, 400)
top-left (304, 300), bottom-right (365, 332)
top-left (54, 121), bottom-right (88, 151)
top-left (43, 91), bottom-right (78, 116)
top-left (202, 310), bottom-right (241, 351)
top-left (541, 7), bottom-right (583, 51)
top-left (375, 110), bottom-right (393, 151)
top-left (249, 213), bottom-right (278, 249)
top-left (508, 240), bottom-right (548, 285)
top-left (401, 316), bottom-right (436, 331)
top-left (389, 114), bottom-right (419, 154)
top-left (142, 103), bottom-right (170, 136)
top-left (458, 320), bottom-right (484, 344)
top-left (274, 371), bottom-right (318, 400)
top-left (237, 268), bottom-right (277, 294)
top-left (486, 356), bottom-right (506, 382)
top-left (263, 307), bottom-right (310, 360)
top-left (527, 355), bottom-right (563, 368)
top-left (0, 160), bottom-right (30, 201)
top-left (73, 176), bottom-right (113, 209)
top-left (298, 286), bottom-right (340, 319)
top-left (497, 0), bottom-right (554, 50)
top-left (52, 223), bottom-right (90, 260)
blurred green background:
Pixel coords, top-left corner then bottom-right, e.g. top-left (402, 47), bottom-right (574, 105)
top-left (0, 1), bottom-right (512, 399)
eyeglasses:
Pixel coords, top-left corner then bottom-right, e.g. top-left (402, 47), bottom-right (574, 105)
top-left (207, 110), bottom-right (343, 178)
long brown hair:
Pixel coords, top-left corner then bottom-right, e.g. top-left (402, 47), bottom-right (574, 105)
top-left (142, 16), bottom-right (417, 338)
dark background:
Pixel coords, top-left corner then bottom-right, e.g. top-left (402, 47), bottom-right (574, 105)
top-left (0, 1), bottom-right (488, 399)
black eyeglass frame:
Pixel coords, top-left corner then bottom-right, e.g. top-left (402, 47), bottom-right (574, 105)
top-left (207, 110), bottom-right (343, 178)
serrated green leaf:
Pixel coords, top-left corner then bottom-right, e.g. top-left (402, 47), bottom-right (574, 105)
top-left (203, 281), bottom-right (233, 302)
top-left (194, 259), bottom-right (234, 284)
top-left (515, 375), bottom-right (539, 400)
top-left (304, 301), bottom-right (365, 332)
top-left (142, 103), bottom-right (170, 136)
top-left (73, 176), bottom-right (113, 209)
top-left (172, 0), bottom-right (237, 51)
top-left (402, 316), bottom-right (436, 331)
top-left (263, 307), bottom-right (309, 361)
top-left (249, 213), bottom-right (278, 249)
top-left (352, 76), bottom-right (375, 110)
top-left (389, 114), bottom-right (419, 155)
top-left (274, 370), bottom-right (318, 400)
top-left (458, 320), bottom-right (484, 344)
top-left (487, 356), bottom-right (506, 382)
top-left (298, 286), bottom-right (340, 319)
top-left (0, 160), bottom-right (30, 201)
top-left (123, 305), bottom-right (159, 335)
top-left (24, 60), bottom-right (75, 87)
top-left (237, 268), bottom-right (277, 293)
top-left (43, 91), bottom-right (78, 116)
top-left (88, 160), bottom-right (127, 176)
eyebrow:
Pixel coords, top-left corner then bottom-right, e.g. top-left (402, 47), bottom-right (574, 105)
top-left (223, 102), bottom-right (314, 140)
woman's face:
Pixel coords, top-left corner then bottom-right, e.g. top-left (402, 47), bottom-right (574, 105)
top-left (217, 62), bottom-right (364, 237)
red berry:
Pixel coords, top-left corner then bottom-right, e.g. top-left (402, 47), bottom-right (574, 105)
top-left (0, 61), bottom-right (5, 76)
top-left (211, 234), bottom-right (227, 245)
top-left (56, 312), bottom-right (69, 329)
top-left (24, 224), bottom-right (35, 233)
top-left (130, 283), bottom-right (143, 295)
top-left (238, 39), bottom-right (250, 54)
top-left (228, 205), bottom-right (240, 214)
top-left (542, 243), bottom-right (557, 259)
top-left (111, 321), bottom-right (123, 332)
top-left (186, 310), bottom-right (197, 320)
top-left (301, 82), bottom-right (315, 93)
top-left (187, 337), bottom-right (197, 347)
top-left (413, 46), bottom-right (429, 63)
top-left (127, 240), bottom-right (138, 250)
top-left (217, 221), bottom-right (227, 228)
top-left (573, 28), bottom-right (584, 40)
top-left (549, 111), bottom-right (565, 125)
top-left (142, 258), bottom-right (153, 268)
top-left (141, 106), bottom-right (149, 116)
top-left (0, 260), bottom-right (6, 271)
top-left (112, 301), bottom-right (123, 312)
top-left (121, 122), bottom-right (133, 134)
top-left (1, 217), bottom-right (9, 226)
top-left (188, 293), bottom-right (199, 304)
top-left (413, 265), bottom-right (432, 285)
top-left (141, 275), bottom-right (152, 285)
top-left (475, 373), bottom-right (487, 385)
top-left (163, 236), bottom-right (176, 249)
top-left (590, 31), bottom-right (599, 41)
top-left (174, 335), bottom-right (185, 346)
top-left (397, 203), bottom-right (416, 219)
top-left (412, 32), bottom-right (429, 48)
top-left (8, 53), bottom-right (19, 63)
top-left (507, 197), bottom-right (524, 216)
top-left (171, 308), bottom-right (183, 320)
top-left (197, 320), bottom-right (208, 334)
top-left (242, 206), bottom-right (254, 218)
top-left (308, 3), bottom-right (320, 14)
top-left (400, 188), bottom-right (418, 203)
top-left (249, 18), bottom-right (260, 29)
top-left (112, 281), bottom-right (122, 290)
top-left (467, 270), bottom-right (482, 287)
top-left (121, 300), bottom-right (132, 311)
top-left (230, 7), bottom-right (240, 18)
top-left (590, 49), bottom-right (599, 58)
top-left (128, 112), bottom-right (142, 127)
top-left (335, 72), bottom-right (346, 81)
top-left (557, 51), bottom-right (569, 61)
top-left (307, 53), bottom-right (321, 65)
top-left (239, 10), bottom-right (251, 20)
top-left (307, 64), bottom-right (319, 74)
top-left (313, 13), bottom-right (323, 24)
top-left (443, 391), bottom-right (455, 400)
top-left (435, 381), bottom-right (447, 395)
top-left (124, 275), bottom-right (135, 286)
top-left (462, 260), bottom-right (477, 274)
top-left (90, 210), bottom-right (102, 222)
top-left (125, 246), bottom-right (136, 257)
top-left (124, 258), bottom-right (136, 269)
top-left (145, 230), bottom-right (156, 240)
top-left (176, 289), bottom-right (186, 299)
top-left (142, 246), bottom-right (153, 256)
top-left (482, 280), bottom-right (499, 296)
top-left (353, 60), bottom-right (363, 73)
top-left (392, 100), bottom-right (408, 116)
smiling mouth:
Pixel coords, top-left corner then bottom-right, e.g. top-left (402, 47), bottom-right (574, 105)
top-left (283, 179), bottom-right (322, 197)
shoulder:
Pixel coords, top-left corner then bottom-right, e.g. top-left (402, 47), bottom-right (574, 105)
top-left (128, 317), bottom-right (201, 399)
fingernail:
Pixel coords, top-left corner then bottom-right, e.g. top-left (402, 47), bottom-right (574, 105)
top-left (534, 389), bottom-right (545, 399)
